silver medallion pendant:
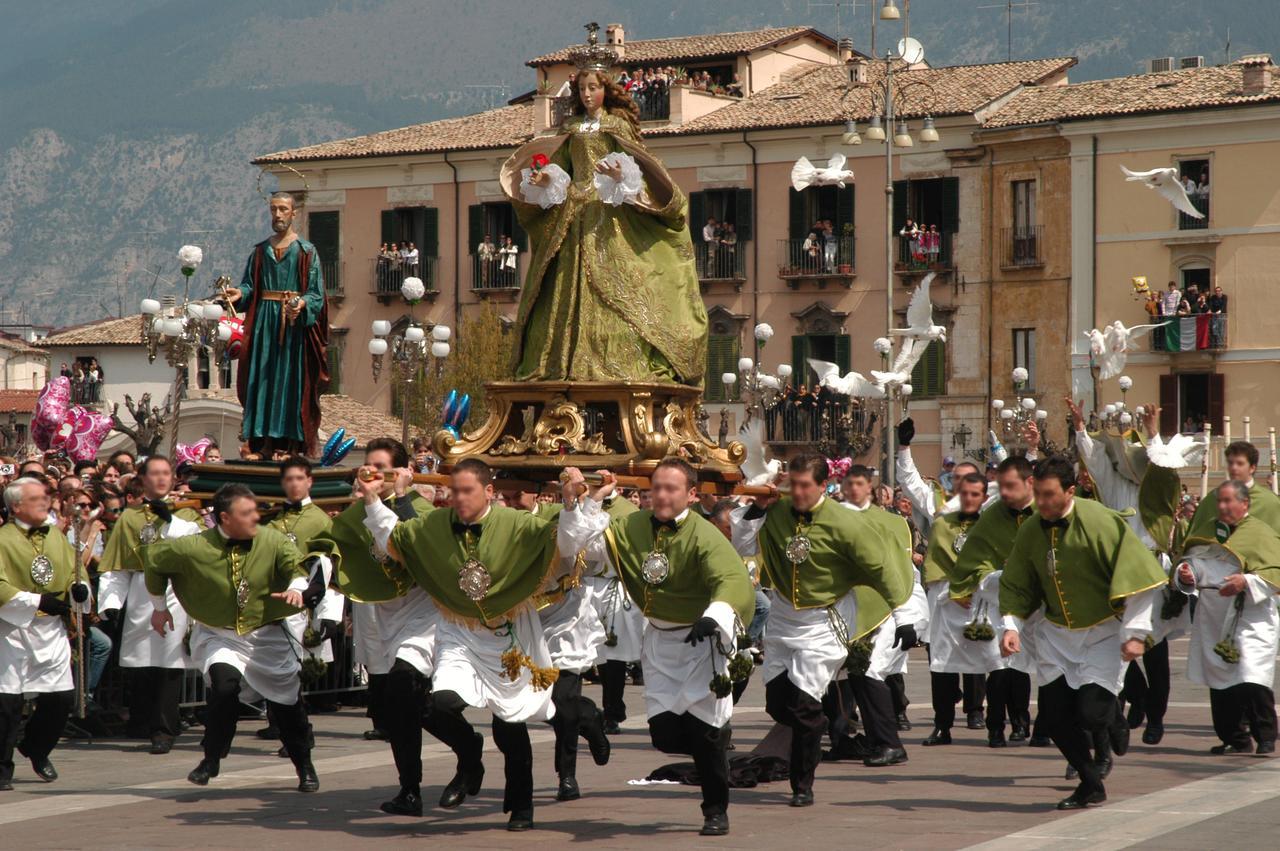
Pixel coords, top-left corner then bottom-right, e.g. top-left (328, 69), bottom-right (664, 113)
top-left (139, 523), bottom-right (159, 545)
top-left (1046, 548), bottom-right (1057, 575)
top-left (953, 532), bottom-right (968, 554)
top-left (236, 577), bottom-right (250, 610)
top-left (641, 551), bottom-right (670, 585)
top-left (785, 534), bottom-right (812, 564)
top-left (30, 555), bottom-right (54, 587)
top-left (285, 532), bottom-right (298, 545)
top-left (458, 558), bottom-right (492, 601)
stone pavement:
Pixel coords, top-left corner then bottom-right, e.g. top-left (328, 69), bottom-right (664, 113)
top-left (1, 637), bottom-right (1276, 850)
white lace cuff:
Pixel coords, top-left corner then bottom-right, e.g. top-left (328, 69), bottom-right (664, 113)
top-left (519, 163), bottom-right (570, 209)
top-left (593, 152), bottom-right (643, 207)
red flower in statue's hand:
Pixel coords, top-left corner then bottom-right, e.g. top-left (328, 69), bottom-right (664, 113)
top-left (531, 153), bottom-right (549, 171)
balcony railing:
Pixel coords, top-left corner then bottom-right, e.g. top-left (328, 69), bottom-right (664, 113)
top-left (1179, 194), bottom-right (1209, 230)
top-left (472, 254), bottom-right (521, 292)
top-left (1149, 314), bottom-right (1228, 352)
top-left (1002, 225), bottom-right (1043, 268)
top-left (551, 95), bottom-right (575, 127)
top-left (777, 236), bottom-right (855, 280)
top-left (630, 85), bottom-right (671, 122)
top-left (320, 258), bottom-right (342, 296)
top-left (896, 229), bottom-right (952, 271)
top-left (372, 255), bottom-right (438, 298)
top-left (695, 240), bottom-right (746, 282)
top-left (69, 378), bottom-right (103, 406)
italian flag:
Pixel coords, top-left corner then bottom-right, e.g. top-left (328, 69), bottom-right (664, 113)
top-left (1162, 316), bottom-right (1209, 352)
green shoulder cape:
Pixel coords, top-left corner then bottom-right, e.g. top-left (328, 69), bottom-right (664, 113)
top-left (98, 504), bottom-right (203, 572)
top-left (1184, 482), bottom-right (1280, 553)
top-left (949, 504), bottom-right (1029, 599)
top-left (923, 511), bottom-right (971, 586)
top-left (0, 524), bottom-right (77, 606)
top-left (269, 502), bottom-right (332, 554)
top-left (1183, 513), bottom-right (1280, 591)
top-left (310, 493), bottom-right (430, 603)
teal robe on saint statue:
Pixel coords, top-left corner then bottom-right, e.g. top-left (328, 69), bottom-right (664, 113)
top-left (236, 237), bottom-right (328, 451)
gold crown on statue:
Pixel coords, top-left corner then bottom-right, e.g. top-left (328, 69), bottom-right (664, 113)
top-left (571, 22), bottom-right (617, 73)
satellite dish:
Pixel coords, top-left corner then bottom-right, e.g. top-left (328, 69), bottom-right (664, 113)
top-left (898, 37), bottom-right (925, 65)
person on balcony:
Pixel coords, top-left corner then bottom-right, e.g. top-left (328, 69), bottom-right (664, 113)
top-left (402, 242), bottom-right (419, 276)
top-left (498, 236), bottom-right (518, 286)
top-left (925, 224), bottom-right (941, 264)
top-left (822, 221), bottom-right (838, 272)
top-left (719, 223), bottom-right (737, 278)
top-left (477, 235), bottom-right (496, 289)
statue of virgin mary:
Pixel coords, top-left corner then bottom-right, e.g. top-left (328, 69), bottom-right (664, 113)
top-left (500, 28), bottom-right (707, 387)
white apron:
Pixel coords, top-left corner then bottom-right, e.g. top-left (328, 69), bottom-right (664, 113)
top-left (190, 620), bottom-right (300, 705)
top-left (762, 590), bottom-right (856, 701)
top-left (1183, 546), bottom-right (1279, 690)
top-left (541, 587), bottom-right (606, 674)
top-left (432, 608), bottom-right (555, 723)
top-left (98, 570), bottom-right (191, 669)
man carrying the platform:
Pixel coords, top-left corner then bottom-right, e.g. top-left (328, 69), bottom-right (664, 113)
top-left (1174, 481), bottom-right (1280, 754)
top-left (144, 483), bottom-right (324, 792)
top-left (0, 477), bottom-right (92, 791)
top-left (309, 437), bottom-right (445, 817)
top-left (364, 457), bottom-right (560, 832)
top-left (1183, 441), bottom-right (1280, 543)
top-left (998, 456), bottom-right (1168, 810)
top-left (96, 456), bottom-right (202, 754)
top-left (558, 460), bottom-right (755, 837)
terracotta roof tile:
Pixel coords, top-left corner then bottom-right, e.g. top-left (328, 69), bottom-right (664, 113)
top-left (527, 26), bottom-right (825, 67)
top-left (0, 333), bottom-right (46, 356)
top-left (319, 394), bottom-right (416, 447)
top-left (40, 315), bottom-right (145, 347)
top-left (983, 59), bottom-right (1280, 128)
top-left (0, 390), bottom-right (39, 414)
top-left (651, 57), bottom-right (1077, 137)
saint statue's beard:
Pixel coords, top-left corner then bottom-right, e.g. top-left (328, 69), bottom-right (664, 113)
top-left (272, 220), bottom-right (290, 233)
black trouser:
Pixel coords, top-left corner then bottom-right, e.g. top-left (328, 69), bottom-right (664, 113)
top-left (366, 672), bottom-right (389, 732)
top-left (649, 711), bottom-right (730, 817)
top-left (431, 690), bottom-right (532, 814)
top-left (985, 669), bottom-right (1031, 735)
top-left (1210, 683), bottom-right (1278, 748)
top-left (1038, 676), bottom-right (1121, 794)
top-left (385, 659), bottom-right (432, 790)
top-left (202, 663), bottom-right (311, 770)
top-left (128, 666), bottom-right (182, 739)
top-left (1121, 639), bottom-right (1171, 727)
top-left (1032, 686), bottom-right (1050, 739)
top-left (886, 673), bottom-right (909, 715)
top-left (930, 671), bottom-right (962, 731)
top-left (1008, 670), bottom-right (1032, 730)
top-left (765, 674), bottom-right (827, 794)
top-left (962, 673), bottom-right (986, 714)
top-left (822, 678), bottom-right (857, 742)
top-left (850, 675), bottom-right (901, 749)
top-left (551, 671), bottom-right (605, 778)
top-left (0, 690), bottom-right (72, 785)
top-left (600, 660), bottom-right (629, 724)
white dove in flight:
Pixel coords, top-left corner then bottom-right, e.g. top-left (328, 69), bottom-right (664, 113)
top-left (791, 153), bottom-right (855, 192)
top-left (873, 273), bottom-right (945, 386)
top-left (1121, 165), bottom-right (1204, 219)
top-left (1086, 319), bottom-right (1161, 380)
top-left (737, 419), bottom-right (782, 486)
top-left (807, 358), bottom-right (886, 399)
top-left (1147, 432), bottom-right (1207, 470)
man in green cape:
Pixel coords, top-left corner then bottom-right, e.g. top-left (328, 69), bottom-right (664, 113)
top-left (1183, 441), bottom-right (1280, 546)
top-left (0, 478), bottom-right (91, 790)
top-left (558, 459), bottom-right (754, 838)
top-left (999, 456), bottom-right (1168, 811)
top-left (144, 483), bottom-right (325, 793)
top-left (1174, 481), bottom-right (1280, 754)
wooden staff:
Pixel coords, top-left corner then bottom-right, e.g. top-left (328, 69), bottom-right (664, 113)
top-left (168, 498), bottom-right (205, 511)
top-left (557, 471), bottom-right (653, 495)
top-left (1201, 422), bottom-right (1212, 497)
top-left (356, 468), bottom-right (451, 487)
top-left (562, 471), bottom-right (786, 498)
top-left (1270, 427), bottom-right (1278, 496)
top-left (71, 547), bottom-right (86, 720)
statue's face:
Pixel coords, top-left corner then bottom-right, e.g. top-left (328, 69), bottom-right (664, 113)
top-left (578, 72), bottom-right (605, 114)
top-left (270, 197), bottom-right (296, 234)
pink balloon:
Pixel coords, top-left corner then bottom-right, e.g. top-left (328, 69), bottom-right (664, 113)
top-left (61, 405), bottom-right (113, 461)
top-left (175, 437), bottom-right (212, 466)
top-left (33, 377), bottom-right (72, 450)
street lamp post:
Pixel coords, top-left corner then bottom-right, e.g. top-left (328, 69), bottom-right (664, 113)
top-left (370, 320), bottom-right (451, 447)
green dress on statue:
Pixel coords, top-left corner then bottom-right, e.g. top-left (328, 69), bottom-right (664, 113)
top-left (501, 112), bottom-right (708, 385)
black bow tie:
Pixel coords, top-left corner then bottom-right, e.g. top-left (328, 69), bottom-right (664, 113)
top-left (957, 512), bottom-right (980, 523)
top-left (791, 507), bottom-right (814, 525)
top-left (281, 500), bottom-right (305, 512)
top-left (452, 521), bottom-right (483, 539)
top-left (650, 516), bottom-right (678, 533)
top-left (25, 525), bottom-right (48, 538)
top-left (225, 537), bottom-right (254, 550)
top-left (1040, 517), bottom-right (1069, 531)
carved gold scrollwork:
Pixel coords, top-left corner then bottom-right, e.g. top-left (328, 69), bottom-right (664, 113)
top-left (633, 401), bottom-right (669, 459)
top-left (489, 396), bottom-right (610, 457)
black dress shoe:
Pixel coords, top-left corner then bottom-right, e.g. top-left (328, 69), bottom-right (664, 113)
top-left (823, 733), bottom-right (873, 762)
top-left (603, 719), bottom-right (622, 736)
top-left (187, 759), bottom-right (220, 786)
top-left (380, 787), bottom-right (423, 816)
top-left (585, 713), bottom-right (611, 766)
top-left (149, 735), bottom-right (174, 755)
top-left (988, 732), bottom-right (1008, 748)
top-left (1094, 756), bottom-right (1114, 779)
top-left (1125, 703), bottom-right (1145, 730)
top-left (1142, 723), bottom-right (1165, 745)
top-left (362, 728), bottom-right (388, 741)
top-left (700, 812), bottom-right (729, 836)
top-left (922, 729), bottom-right (952, 746)
top-left (1110, 719), bottom-right (1130, 756)
top-left (863, 746), bottom-right (908, 767)
top-left (439, 760), bottom-right (485, 809)
top-left (556, 776), bottom-right (581, 801)
top-left (896, 712), bottom-right (912, 732)
top-left (507, 810), bottom-right (535, 832)
top-left (1210, 743), bottom-right (1254, 755)
top-left (1009, 724), bottom-right (1028, 743)
top-left (277, 745), bottom-right (290, 758)
top-left (256, 725), bottom-right (280, 740)
top-left (296, 762), bottom-right (319, 793)
top-left (0, 780), bottom-right (12, 791)
top-left (1257, 741), bottom-right (1275, 755)
top-left (966, 711), bottom-right (985, 730)
top-left (789, 790), bottom-right (815, 807)
top-left (18, 744), bottom-right (57, 782)
top-left (1028, 735), bottom-right (1052, 748)
top-left (1057, 787), bottom-right (1107, 810)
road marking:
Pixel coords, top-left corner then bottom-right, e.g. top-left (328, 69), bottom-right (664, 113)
top-left (962, 758), bottom-right (1280, 850)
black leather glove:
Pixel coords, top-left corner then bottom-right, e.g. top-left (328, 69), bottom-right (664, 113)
top-left (684, 617), bottom-right (719, 646)
top-left (38, 593), bottom-right (70, 616)
top-left (392, 495), bottom-right (420, 522)
top-left (892, 624), bottom-right (918, 650)
top-left (317, 619), bottom-right (341, 642)
top-left (300, 569), bottom-right (326, 611)
top-left (147, 499), bottom-right (173, 524)
top-left (70, 583), bottom-right (89, 603)
top-left (97, 607), bottom-right (119, 627)
top-left (896, 417), bottom-right (915, 448)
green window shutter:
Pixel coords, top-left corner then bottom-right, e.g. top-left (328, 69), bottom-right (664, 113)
top-left (834, 334), bottom-right (851, 375)
top-left (836, 186), bottom-right (855, 235)
top-left (380, 210), bottom-right (397, 245)
top-left (688, 191), bottom-right (705, 241)
top-left (789, 189), bottom-right (808, 240)
top-left (326, 338), bottom-right (344, 395)
top-left (423, 207), bottom-right (439, 257)
top-left (734, 188), bottom-right (753, 242)
top-left (705, 335), bottom-right (741, 402)
top-left (939, 176), bottom-right (960, 233)
top-left (792, 336), bottom-right (810, 384)
top-left (910, 340), bottom-right (946, 396)
top-left (308, 211), bottom-right (339, 261)
top-left (892, 180), bottom-right (908, 232)
top-left (467, 204), bottom-right (484, 254)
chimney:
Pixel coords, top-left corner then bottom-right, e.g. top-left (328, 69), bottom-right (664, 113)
top-left (1240, 54), bottom-right (1273, 96)
top-left (605, 23), bottom-right (626, 59)
top-left (838, 37), bottom-right (854, 63)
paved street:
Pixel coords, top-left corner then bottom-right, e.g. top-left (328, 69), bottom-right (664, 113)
top-left (2, 636), bottom-right (1277, 850)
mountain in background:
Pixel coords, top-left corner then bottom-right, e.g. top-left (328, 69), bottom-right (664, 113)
top-left (1, 0), bottom-right (1273, 326)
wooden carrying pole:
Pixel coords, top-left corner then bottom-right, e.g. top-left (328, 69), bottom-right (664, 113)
top-left (1270, 427), bottom-right (1278, 495)
top-left (1201, 422), bottom-right (1212, 496)
top-left (566, 471), bottom-right (780, 498)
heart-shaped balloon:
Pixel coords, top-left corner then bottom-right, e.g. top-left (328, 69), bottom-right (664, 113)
top-left (175, 437), bottom-right (213, 466)
top-left (33, 377), bottom-right (72, 450)
top-left (61, 405), bottom-right (113, 461)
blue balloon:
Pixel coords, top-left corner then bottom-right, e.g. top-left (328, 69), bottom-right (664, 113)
top-left (454, 394), bottom-right (471, 429)
top-left (442, 389), bottom-right (458, 425)
top-left (328, 437), bottom-right (357, 466)
top-left (320, 428), bottom-right (346, 465)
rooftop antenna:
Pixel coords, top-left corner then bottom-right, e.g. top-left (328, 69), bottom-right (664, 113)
top-left (1225, 26), bottom-right (1231, 64)
top-left (808, 0), bottom-right (869, 50)
top-left (978, 0), bottom-right (1039, 61)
